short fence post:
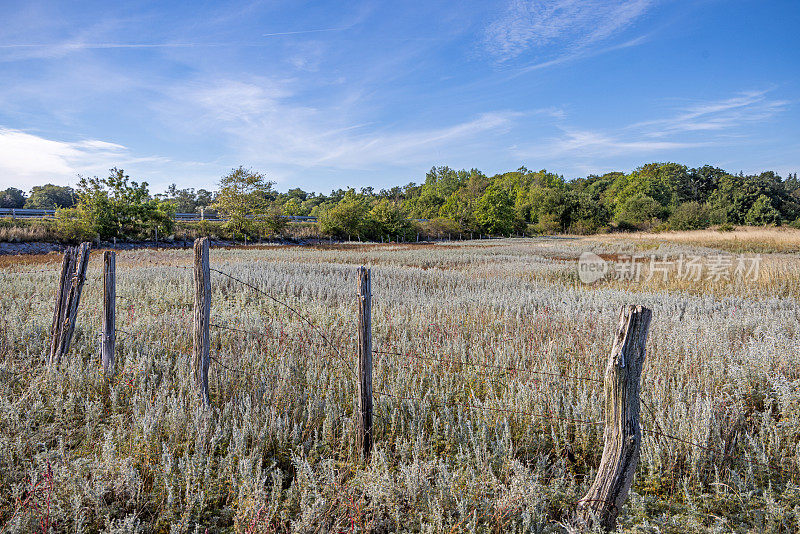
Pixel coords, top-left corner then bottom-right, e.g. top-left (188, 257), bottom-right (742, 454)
top-left (49, 242), bottom-right (91, 366)
top-left (576, 304), bottom-right (652, 530)
top-left (193, 237), bottom-right (211, 407)
top-left (357, 266), bottom-right (373, 459)
top-left (101, 251), bottom-right (116, 377)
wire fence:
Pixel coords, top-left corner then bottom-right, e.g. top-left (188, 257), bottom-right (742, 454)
top-left (205, 267), bottom-right (799, 486)
top-left (8, 246), bottom-right (799, 526)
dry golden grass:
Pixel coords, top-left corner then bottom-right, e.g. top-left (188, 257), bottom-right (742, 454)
top-left (589, 226), bottom-right (800, 253)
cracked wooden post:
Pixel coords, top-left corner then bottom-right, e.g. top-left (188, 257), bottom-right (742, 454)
top-left (357, 266), bottom-right (373, 459)
top-left (101, 250), bottom-right (116, 377)
top-left (193, 237), bottom-right (211, 408)
top-left (50, 246), bottom-right (75, 363)
top-left (49, 242), bottom-right (91, 366)
top-left (576, 304), bottom-right (652, 530)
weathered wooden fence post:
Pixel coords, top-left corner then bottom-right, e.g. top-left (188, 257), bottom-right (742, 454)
top-left (50, 247), bottom-right (75, 362)
top-left (49, 242), bottom-right (91, 366)
top-left (576, 304), bottom-right (652, 530)
top-left (101, 250), bottom-right (116, 377)
top-left (193, 237), bottom-right (211, 407)
top-left (357, 266), bottom-right (373, 459)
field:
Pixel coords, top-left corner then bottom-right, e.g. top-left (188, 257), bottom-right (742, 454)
top-left (1, 229), bottom-right (800, 532)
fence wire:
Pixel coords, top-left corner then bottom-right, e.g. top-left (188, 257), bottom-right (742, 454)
top-left (14, 247), bottom-right (798, 519)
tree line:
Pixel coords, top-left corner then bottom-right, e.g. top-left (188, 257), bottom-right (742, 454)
top-left (2, 162), bottom-right (799, 240)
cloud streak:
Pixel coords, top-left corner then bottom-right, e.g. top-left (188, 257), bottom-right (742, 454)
top-left (0, 128), bottom-right (170, 190)
top-left (515, 89), bottom-right (788, 165)
top-left (631, 90), bottom-right (789, 136)
top-left (262, 28), bottom-right (346, 37)
top-left (484, 0), bottom-right (653, 62)
top-left (169, 79), bottom-right (519, 179)
top-left (0, 28), bottom-right (349, 62)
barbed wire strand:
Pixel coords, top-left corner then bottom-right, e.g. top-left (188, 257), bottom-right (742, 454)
top-left (209, 267), bottom-right (354, 377)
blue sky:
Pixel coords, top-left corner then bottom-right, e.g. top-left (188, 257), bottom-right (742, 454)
top-left (0, 0), bottom-right (798, 194)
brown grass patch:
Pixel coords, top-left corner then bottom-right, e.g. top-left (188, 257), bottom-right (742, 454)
top-left (0, 253), bottom-right (62, 269)
top-left (590, 226), bottom-right (800, 253)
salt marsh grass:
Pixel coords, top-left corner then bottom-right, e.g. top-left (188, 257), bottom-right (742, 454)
top-left (1, 235), bottom-right (799, 532)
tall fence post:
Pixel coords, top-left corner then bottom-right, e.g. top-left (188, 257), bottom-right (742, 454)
top-left (193, 237), bottom-right (211, 407)
top-left (49, 242), bottom-right (91, 366)
top-left (50, 247), bottom-right (75, 363)
top-left (357, 266), bottom-right (373, 459)
top-left (101, 250), bottom-right (116, 377)
top-left (576, 304), bottom-right (652, 530)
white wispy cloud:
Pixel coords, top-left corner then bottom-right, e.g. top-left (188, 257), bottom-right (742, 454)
top-left (516, 89), bottom-right (788, 164)
top-left (522, 128), bottom-right (704, 160)
top-left (0, 128), bottom-right (168, 190)
top-left (484, 0), bottom-right (653, 63)
top-left (166, 79), bottom-right (519, 180)
top-left (630, 90), bottom-right (789, 136)
top-left (262, 28), bottom-right (346, 37)
top-left (510, 34), bottom-right (648, 76)
top-left (0, 30), bottom-right (350, 63)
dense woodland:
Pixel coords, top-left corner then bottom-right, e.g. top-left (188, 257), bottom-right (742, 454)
top-left (2, 162), bottom-right (799, 240)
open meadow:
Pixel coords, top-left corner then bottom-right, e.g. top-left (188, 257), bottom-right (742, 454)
top-left (2, 229), bottom-right (800, 532)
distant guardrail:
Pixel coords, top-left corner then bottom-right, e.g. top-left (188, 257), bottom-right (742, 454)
top-left (0, 207), bottom-right (318, 223)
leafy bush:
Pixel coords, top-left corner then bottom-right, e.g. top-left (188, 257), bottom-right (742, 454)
top-left (668, 201), bottom-right (711, 230)
top-left (614, 194), bottom-right (665, 230)
top-left (54, 208), bottom-right (98, 242)
top-left (416, 217), bottom-right (459, 239)
top-left (532, 212), bottom-right (561, 234)
top-left (318, 191), bottom-right (369, 239)
top-left (76, 168), bottom-right (174, 239)
top-left (745, 194), bottom-right (782, 226)
top-left (366, 199), bottom-right (416, 241)
top-left (258, 206), bottom-right (288, 237)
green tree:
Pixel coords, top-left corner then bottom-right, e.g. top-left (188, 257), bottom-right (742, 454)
top-left (24, 184), bottom-right (76, 209)
top-left (712, 171), bottom-right (798, 224)
top-left (668, 201), bottom-right (711, 230)
top-left (261, 206), bottom-right (288, 236)
top-left (745, 194), bottom-right (782, 226)
top-left (318, 190), bottom-right (370, 239)
top-left (474, 186), bottom-right (514, 235)
top-left (367, 199), bottom-right (414, 240)
top-left (72, 168), bottom-right (173, 239)
top-left (0, 187), bottom-right (26, 208)
top-left (159, 184), bottom-right (213, 213)
top-left (570, 191), bottom-right (611, 233)
top-left (213, 166), bottom-right (275, 238)
top-left (283, 198), bottom-right (302, 216)
top-left (615, 194), bottom-right (664, 230)
top-left (439, 189), bottom-right (477, 231)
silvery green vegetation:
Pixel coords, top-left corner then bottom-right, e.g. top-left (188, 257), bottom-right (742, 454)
top-left (1, 238), bottom-right (799, 532)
